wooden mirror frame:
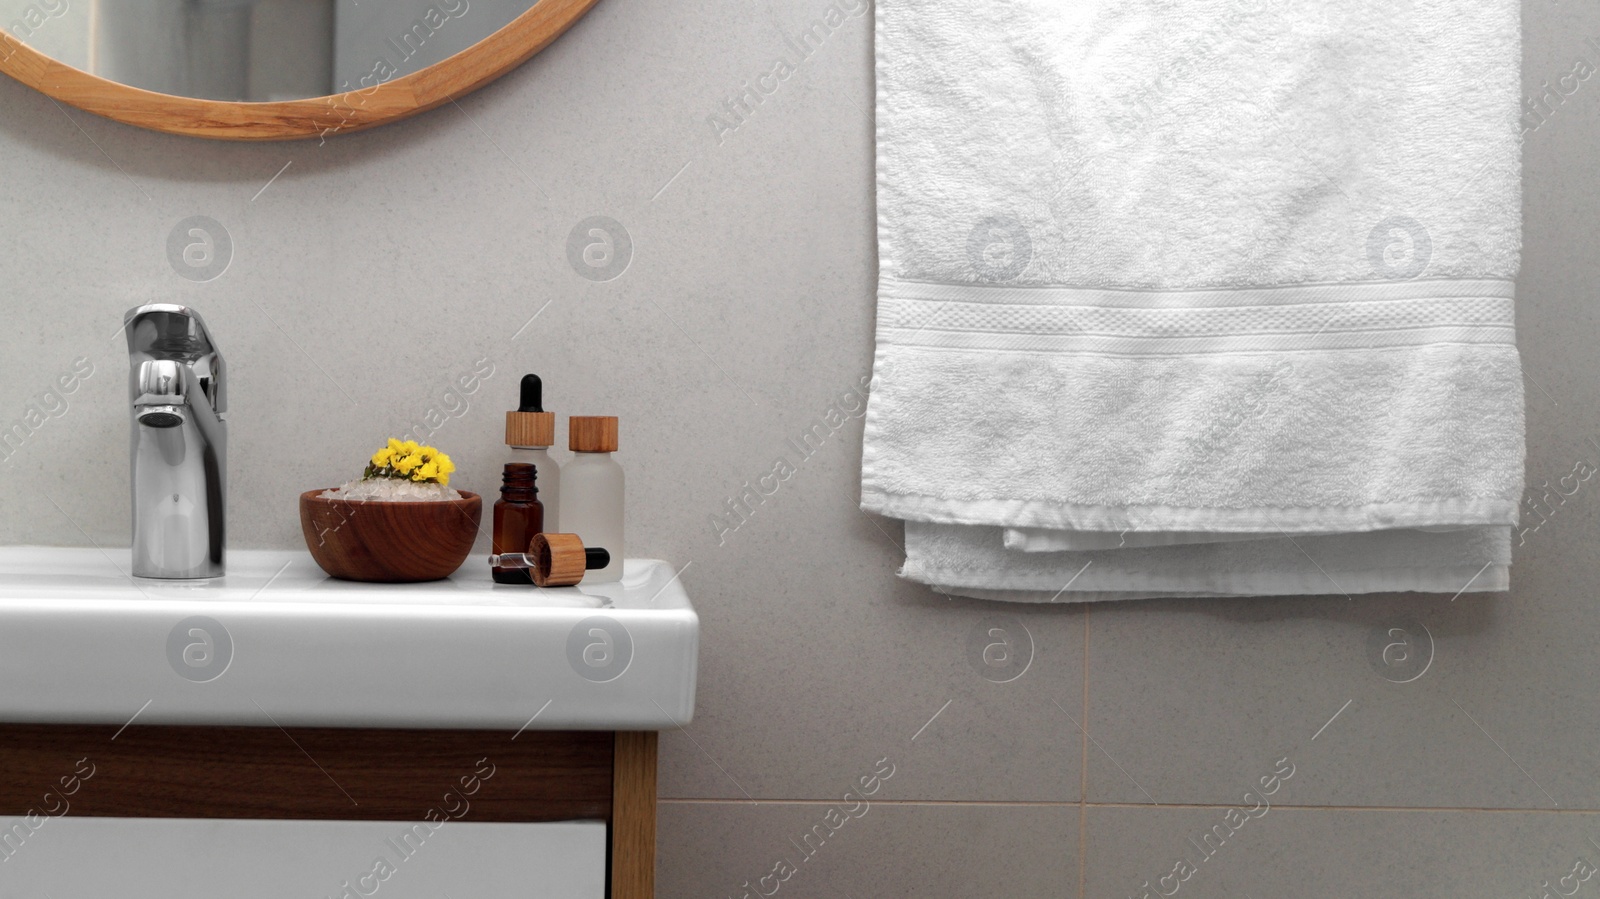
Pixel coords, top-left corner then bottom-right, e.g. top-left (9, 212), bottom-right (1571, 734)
top-left (0, 0), bottom-right (601, 141)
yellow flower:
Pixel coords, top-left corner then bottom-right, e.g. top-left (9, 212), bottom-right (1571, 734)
top-left (432, 452), bottom-right (454, 485)
top-left (365, 438), bottom-right (455, 485)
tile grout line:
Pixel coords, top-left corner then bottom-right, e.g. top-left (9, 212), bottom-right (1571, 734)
top-left (656, 797), bottom-right (1600, 813)
top-left (1079, 604), bottom-right (1090, 899)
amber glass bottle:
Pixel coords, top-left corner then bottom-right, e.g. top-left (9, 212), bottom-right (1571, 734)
top-left (492, 463), bottom-right (544, 584)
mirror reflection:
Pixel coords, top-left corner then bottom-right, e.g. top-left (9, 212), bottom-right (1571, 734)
top-left (0, 0), bottom-right (538, 102)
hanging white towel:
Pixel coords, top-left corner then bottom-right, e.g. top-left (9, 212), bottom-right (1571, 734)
top-left (861, 0), bottom-right (1524, 599)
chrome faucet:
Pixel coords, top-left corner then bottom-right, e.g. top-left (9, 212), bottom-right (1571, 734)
top-left (125, 304), bottom-right (227, 579)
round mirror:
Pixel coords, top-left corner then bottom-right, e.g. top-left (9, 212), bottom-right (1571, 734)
top-left (0, 0), bottom-right (599, 140)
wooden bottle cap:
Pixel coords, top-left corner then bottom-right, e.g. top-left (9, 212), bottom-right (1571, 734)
top-left (569, 416), bottom-right (618, 453)
top-left (530, 532), bottom-right (589, 587)
top-left (506, 411), bottom-right (556, 447)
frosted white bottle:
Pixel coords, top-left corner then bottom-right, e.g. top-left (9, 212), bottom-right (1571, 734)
top-left (563, 416), bottom-right (624, 583)
top-left (507, 445), bottom-right (560, 532)
top-left (505, 375), bottom-right (560, 532)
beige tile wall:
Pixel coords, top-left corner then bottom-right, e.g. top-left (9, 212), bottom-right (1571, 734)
top-left (0, 0), bottom-right (1596, 895)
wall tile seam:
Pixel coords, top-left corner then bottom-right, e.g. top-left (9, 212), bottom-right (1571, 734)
top-left (658, 799), bottom-right (1600, 813)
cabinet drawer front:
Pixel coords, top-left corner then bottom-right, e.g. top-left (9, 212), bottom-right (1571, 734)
top-left (0, 816), bottom-right (606, 898)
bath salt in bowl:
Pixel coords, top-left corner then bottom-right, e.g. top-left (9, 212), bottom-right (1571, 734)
top-left (320, 479), bottom-right (464, 502)
top-left (301, 439), bottom-right (478, 583)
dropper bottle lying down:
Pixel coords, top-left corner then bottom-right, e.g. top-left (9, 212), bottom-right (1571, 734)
top-left (491, 533), bottom-right (611, 587)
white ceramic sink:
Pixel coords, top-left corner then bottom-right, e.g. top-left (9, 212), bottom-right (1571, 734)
top-left (0, 547), bottom-right (697, 730)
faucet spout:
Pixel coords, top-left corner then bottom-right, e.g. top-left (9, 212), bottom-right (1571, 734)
top-left (126, 305), bottom-right (227, 579)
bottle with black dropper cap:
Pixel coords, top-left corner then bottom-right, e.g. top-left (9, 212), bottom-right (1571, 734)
top-left (505, 374), bottom-right (560, 532)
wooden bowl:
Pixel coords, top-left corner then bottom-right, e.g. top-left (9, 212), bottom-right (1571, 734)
top-left (299, 489), bottom-right (482, 583)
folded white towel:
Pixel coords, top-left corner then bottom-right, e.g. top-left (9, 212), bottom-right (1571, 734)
top-left (904, 522), bottom-right (1512, 600)
top-left (861, 0), bottom-right (1524, 598)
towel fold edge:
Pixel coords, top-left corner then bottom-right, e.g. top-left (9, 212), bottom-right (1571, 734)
top-left (900, 558), bottom-right (1511, 598)
top-left (863, 492), bottom-right (1520, 533)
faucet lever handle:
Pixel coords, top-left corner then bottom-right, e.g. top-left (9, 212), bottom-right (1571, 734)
top-left (125, 304), bottom-right (226, 415)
